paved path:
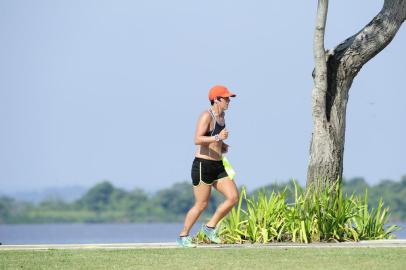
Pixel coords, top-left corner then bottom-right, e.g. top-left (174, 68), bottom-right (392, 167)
top-left (1, 240), bottom-right (406, 251)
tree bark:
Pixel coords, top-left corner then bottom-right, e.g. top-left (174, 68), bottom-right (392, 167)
top-left (307, 0), bottom-right (406, 189)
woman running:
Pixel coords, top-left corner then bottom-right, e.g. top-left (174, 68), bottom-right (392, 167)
top-left (177, 85), bottom-right (239, 247)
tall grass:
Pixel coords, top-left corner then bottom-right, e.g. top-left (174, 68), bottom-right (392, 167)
top-left (214, 180), bottom-right (398, 244)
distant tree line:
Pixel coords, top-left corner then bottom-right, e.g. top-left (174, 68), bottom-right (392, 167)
top-left (0, 176), bottom-right (405, 224)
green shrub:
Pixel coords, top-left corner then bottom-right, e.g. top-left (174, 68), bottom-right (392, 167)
top-left (216, 180), bottom-right (399, 243)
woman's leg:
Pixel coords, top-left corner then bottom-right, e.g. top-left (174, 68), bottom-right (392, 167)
top-left (206, 178), bottom-right (239, 228)
top-left (179, 183), bottom-right (212, 236)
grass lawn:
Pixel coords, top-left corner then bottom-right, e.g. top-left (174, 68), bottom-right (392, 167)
top-left (1, 247), bottom-right (406, 270)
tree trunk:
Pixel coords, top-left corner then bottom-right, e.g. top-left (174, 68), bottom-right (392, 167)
top-left (307, 0), bottom-right (406, 189)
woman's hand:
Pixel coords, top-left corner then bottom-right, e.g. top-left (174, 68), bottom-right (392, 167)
top-left (219, 128), bottom-right (228, 140)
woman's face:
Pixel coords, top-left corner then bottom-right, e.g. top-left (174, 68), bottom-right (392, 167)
top-left (218, 97), bottom-right (230, 110)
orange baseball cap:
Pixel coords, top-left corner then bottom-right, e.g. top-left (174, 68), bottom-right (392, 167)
top-left (208, 85), bottom-right (236, 101)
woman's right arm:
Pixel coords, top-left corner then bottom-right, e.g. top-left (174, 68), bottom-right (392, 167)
top-left (194, 112), bottom-right (217, 145)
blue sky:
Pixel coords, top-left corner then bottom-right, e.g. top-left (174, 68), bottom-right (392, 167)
top-left (1, 0), bottom-right (405, 193)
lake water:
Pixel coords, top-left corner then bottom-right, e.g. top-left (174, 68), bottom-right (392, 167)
top-left (0, 222), bottom-right (405, 245)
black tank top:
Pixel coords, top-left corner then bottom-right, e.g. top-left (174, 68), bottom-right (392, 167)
top-left (204, 108), bottom-right (225, 136)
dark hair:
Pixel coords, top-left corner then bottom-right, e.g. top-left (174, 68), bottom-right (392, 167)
top-left (210, 96), bottom-right (221, 105)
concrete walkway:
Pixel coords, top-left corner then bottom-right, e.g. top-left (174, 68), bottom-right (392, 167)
top-left (1, 240), bottom-right (406, 251)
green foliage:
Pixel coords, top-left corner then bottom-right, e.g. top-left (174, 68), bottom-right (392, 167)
top-left (250, 181), bottom-right (298, 203)
top-left (76, 181), bottom-right (115, 212)
top-left (0, 196), bottom-right (14, 223)
top-left (217, 180), bottom-right (399, 243)
top-left (343, 176), bottom-right (406, 221)
top-left (155, 182), bottom-right (195, 215)
top-left (0, 176), bottom-right (406, 225)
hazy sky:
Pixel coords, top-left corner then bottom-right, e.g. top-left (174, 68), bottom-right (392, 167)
top-left (1, 0), bottom-right (405, 193)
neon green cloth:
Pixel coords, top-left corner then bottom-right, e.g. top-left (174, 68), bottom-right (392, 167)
top-left (222, 156), bottom-right (236, 180)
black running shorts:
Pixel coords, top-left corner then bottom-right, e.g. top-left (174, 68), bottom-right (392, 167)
top-left (191, 157), bottom-right (229, 186)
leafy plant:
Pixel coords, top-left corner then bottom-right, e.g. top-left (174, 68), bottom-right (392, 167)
top-left (216, 180), bottom-right (399, 244)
